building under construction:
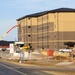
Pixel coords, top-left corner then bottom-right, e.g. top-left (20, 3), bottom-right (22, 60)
top-left (17, 8), bottom-right (75, 50)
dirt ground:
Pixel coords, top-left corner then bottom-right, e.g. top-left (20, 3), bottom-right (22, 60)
top-left (43, 71), bottom-right (75, 75)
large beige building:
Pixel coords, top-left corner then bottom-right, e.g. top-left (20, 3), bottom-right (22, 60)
top-left (17, 8), bottom-right (75, 50)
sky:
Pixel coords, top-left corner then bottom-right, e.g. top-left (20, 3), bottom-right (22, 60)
top-left (0, 0), bottom-right (75, 41)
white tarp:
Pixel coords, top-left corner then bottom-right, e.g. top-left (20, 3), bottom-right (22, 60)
top-left (59, 49), bottom-right (72, 52)
top-left (10, 43), bottom-right (14, 53)
top-left (24, 52), bottom-right (29, 59)
top-left (13, 53), bottom-right (20, 57)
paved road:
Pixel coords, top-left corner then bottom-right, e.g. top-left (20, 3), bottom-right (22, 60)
top-left (0, 60), bottom-right (52, 75)
top-left (0, 60), bottom-right (75, 75)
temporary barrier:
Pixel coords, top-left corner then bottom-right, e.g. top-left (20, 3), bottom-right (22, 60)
top-left (47, 50), bottom-right (54, 56)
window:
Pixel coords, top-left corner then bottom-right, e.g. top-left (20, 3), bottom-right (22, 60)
top-left (28, 35), bottom-right (31, 37)
top-left (28, 43), bottom-right (31, 45)
top-left (28, 26), bottom-right (31, 28)
top-left (28, 17), bottom-right (30, 20)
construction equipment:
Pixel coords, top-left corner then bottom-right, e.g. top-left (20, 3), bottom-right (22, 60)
top-left (22, 46), bottom-right (30, 50)
top-left (0, 24), bottom-right (21, 40)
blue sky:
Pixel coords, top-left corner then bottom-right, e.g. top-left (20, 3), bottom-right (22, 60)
top-left (0, 0), bottom-right (75, 41)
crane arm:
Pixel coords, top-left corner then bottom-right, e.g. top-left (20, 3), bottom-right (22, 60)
top-left (0, 24), bottom-right (20, 40)
top-left (6, 25), bottom-right (18, 34)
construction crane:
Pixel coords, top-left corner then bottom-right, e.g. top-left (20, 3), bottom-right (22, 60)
top-left (0, 24), bottom-right (21, 40)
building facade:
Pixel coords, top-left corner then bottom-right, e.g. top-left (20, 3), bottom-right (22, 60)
top-left (17, 8), bottom-right (75, 50)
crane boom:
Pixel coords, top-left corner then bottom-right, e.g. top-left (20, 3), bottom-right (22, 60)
top-left (0, 24), bottom-right (20, 40)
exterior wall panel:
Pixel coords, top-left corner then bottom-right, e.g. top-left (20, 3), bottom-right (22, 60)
top-left (32, 18), bottom-right (37, 25)
top-left (17, 8), bottom-right (75, 50)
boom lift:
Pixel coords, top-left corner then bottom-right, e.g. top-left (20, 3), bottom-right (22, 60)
top-left (0, 24), bottom-right (30, 51)
top-left (0, 24), bottom-right (21, 40)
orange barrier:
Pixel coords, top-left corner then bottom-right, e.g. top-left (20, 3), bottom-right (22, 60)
top-left (47, 50), bottom-right (54, 56)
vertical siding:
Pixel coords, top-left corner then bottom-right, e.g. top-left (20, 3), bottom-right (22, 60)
top-left (58, 13), bottom-right (75, 31)
top-left (18, 11), bottom-right (75, 50)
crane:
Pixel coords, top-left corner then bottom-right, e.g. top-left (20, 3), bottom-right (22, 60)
top-left (0, 24), bottom-right (21, 40)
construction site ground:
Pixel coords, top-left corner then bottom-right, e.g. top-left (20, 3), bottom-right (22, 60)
top-left (1, 59), bottom-right (75, 75)
top-left (3, 58), bottom-right (75, 68)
